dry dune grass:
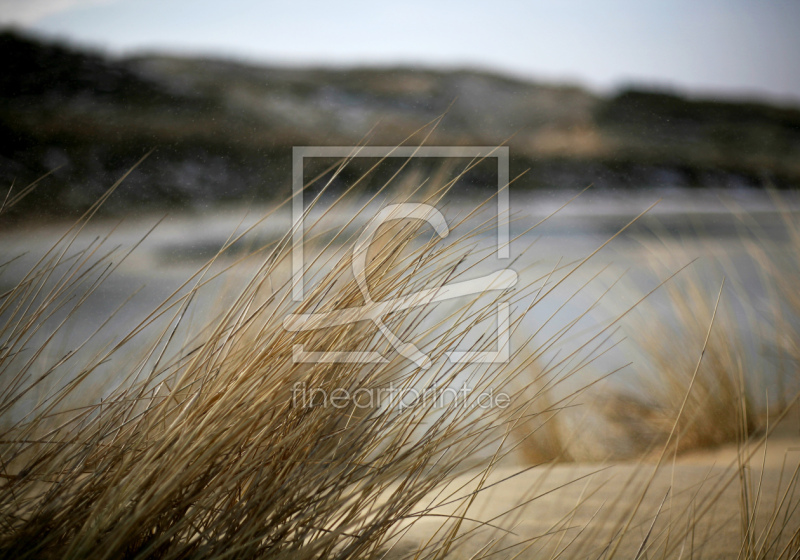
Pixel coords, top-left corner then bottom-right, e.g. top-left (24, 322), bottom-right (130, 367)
top-left (0, 153), bottom-right (596, 559)
top-left (1, 154), bottom-right (799, 560)
top-left (604, 273), bottom-right (757, 457)
top-left (598, 195), bottom-right (800, 461)
top-left (0, 160), bottom-right (532, 559)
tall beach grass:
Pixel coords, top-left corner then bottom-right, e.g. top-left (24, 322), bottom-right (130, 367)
top-left (1, 155), bottom-right (799, 559)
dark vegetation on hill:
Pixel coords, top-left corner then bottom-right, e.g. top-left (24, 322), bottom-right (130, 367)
top-left (1, 30), bottom-right (799, 218)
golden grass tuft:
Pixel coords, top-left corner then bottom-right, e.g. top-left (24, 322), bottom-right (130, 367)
top-left (0, 158), bottom-right (571, 559)
top-left (605, 273), bottom-right (757, 456)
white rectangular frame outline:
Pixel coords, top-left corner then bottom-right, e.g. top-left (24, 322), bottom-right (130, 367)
top-left (290, 145), bottom-right (511, 365)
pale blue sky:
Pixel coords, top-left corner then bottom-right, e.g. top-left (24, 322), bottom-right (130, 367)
top-left (3, 0), bottom-right (800, 103)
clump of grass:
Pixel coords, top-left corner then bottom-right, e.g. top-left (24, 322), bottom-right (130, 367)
top-left (512, 372), bottom-right (573, 464)
top-left (601, 193), bottom-right (800, 459)
top-left (0, 158), bottom-right (579, 559)
top-left (604, 272), bottom-right (757, 456)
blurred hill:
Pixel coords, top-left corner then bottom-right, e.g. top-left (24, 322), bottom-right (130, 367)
top-left (2, 30), bottom-right (800, 217)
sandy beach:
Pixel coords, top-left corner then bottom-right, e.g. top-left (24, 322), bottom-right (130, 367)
top-left (390, 407), bottom-right (800, 559)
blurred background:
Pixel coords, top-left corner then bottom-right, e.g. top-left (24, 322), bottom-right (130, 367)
top-left (1, 0), bottom-right (799, 217)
